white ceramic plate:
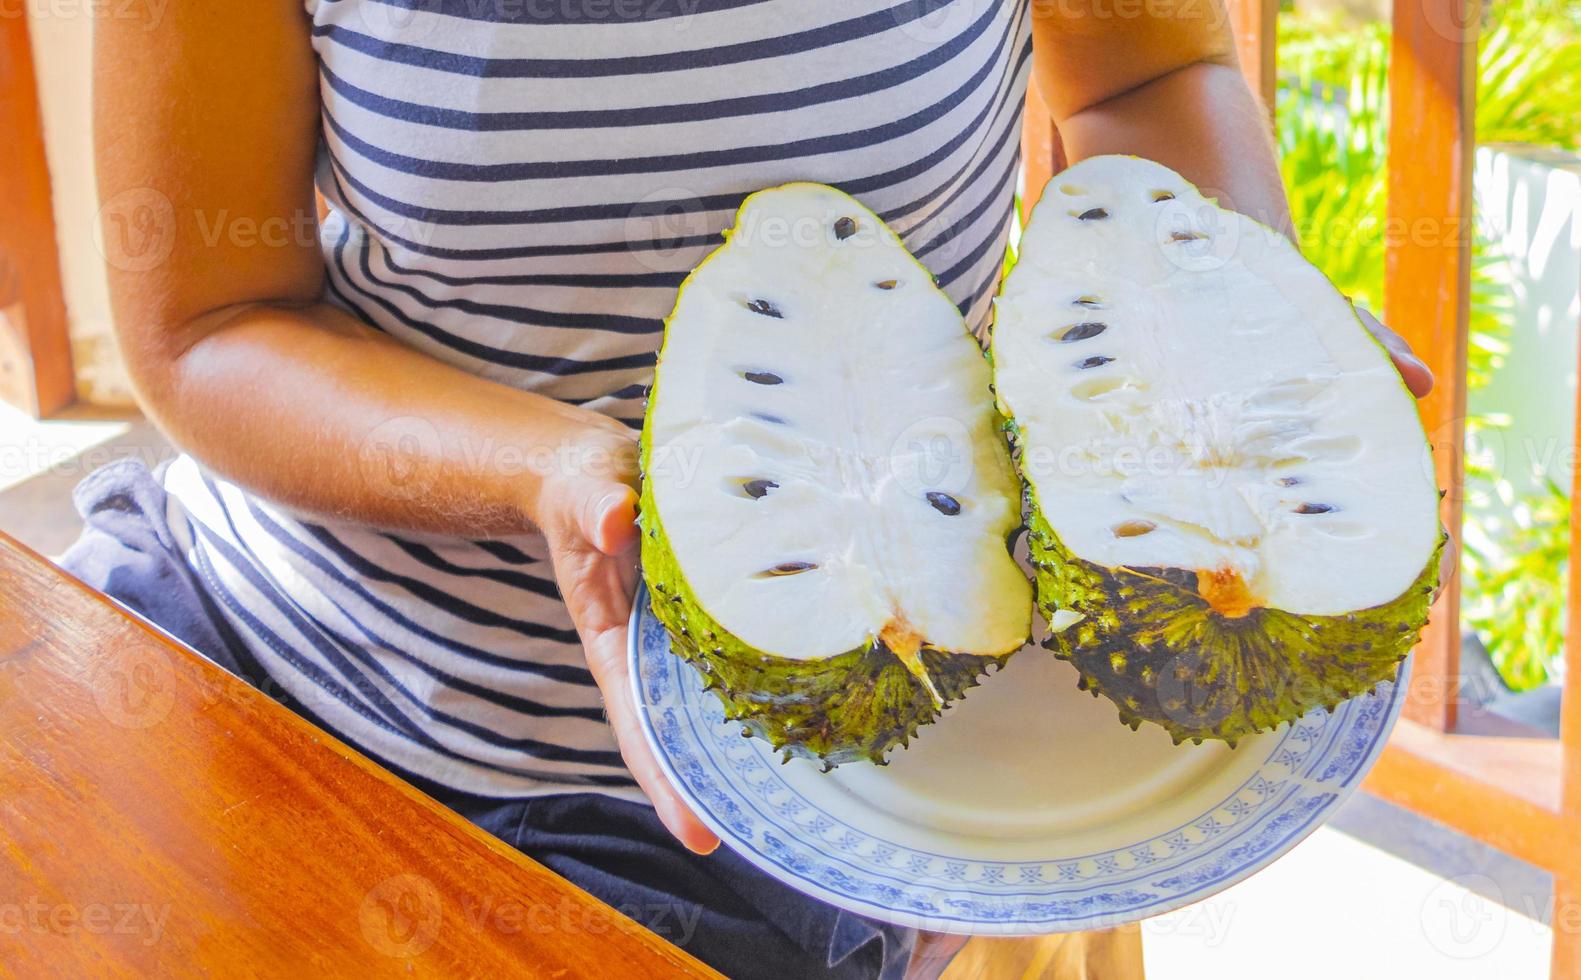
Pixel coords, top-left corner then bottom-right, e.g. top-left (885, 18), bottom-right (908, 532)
top-left (630, 582), bottom-right (1406, 935)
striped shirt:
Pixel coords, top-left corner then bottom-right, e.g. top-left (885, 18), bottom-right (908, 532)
top-left (162, 0), bottom-right (1034, 798)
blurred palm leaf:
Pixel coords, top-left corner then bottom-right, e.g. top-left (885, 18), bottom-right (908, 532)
top-left (1277, 1), bottom-right (1578, 690)
top-left (1476, 0), bottom-right (1581, 145)
top-left (1461, 476), bottom-right (1570, 690)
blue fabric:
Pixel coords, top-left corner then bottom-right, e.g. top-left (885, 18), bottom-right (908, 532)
top-left (58, 459), bottom-right (914, 979)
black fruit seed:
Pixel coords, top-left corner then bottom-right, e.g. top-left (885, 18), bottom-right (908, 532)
top-left (1276, 476), bottom-right (1301, 487)
top-left (1076, 355), bottom-right (1115, 369)
top-left (744, 370), bottom-right (783, 385)
top-left (1294, 502), bottom-right (1336, 514)
top-left (767, 561), bottom-right (817, 576)
top-left (1078, 207), bottom-right (1110, 221)
top-left (926, 492), bottom-right (962, 516)
top-left (743, 479), bottom-right (778, 499)
top-left (746, 298), bottom-right (783, 318)
top-left (834, 216), bottom-right (857, 239)
top-left (1059, 322), bottom-right (1108, 343)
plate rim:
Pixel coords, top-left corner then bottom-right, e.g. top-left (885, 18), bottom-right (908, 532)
top-left (628, 582), bottom-right (1407, 935)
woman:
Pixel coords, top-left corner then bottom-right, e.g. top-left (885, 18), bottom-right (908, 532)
top-left (79, 1), bottom-right (1430, 976)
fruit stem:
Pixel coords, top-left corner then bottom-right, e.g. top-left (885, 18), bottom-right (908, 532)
top-left (880, 618), bottom-right (942, 705)
top-left (1198, 567), bottom-right (1258, 619)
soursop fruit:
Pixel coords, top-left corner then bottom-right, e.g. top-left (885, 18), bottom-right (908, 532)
top-left (640, 183), bottom-right (1033, 768)
top-left (992, 156), bottom-right (1444, 744)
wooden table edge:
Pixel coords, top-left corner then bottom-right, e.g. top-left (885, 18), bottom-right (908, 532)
top-left (0, 529), bottom-right (720, 977)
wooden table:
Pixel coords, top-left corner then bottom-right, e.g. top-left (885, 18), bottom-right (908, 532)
top-left (0, 532), bottom-right (716, 977)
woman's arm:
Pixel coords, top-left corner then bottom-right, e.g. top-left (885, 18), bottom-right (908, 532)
top-left (1030, 3), bottom-right (1289, 233)
top-left (1029, 2), bottom-right (1432, 395)
top-left (96, 1), bottom-right (628, 539)
top-left (96, 1), bottom-right (717, 853)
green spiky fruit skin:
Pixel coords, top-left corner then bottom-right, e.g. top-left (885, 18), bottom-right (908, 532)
top-left (636, 185), bottom-right (1028, 770)
top-left (1001, 420), bottom-right (1443, 746)
top-left (637, 446), bottom-right (1010, 769)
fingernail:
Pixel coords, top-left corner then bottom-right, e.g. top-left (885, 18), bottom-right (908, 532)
top-left (660, 804), bottom-right (718, 855)
top-left (591, 491), bottom-right (626, 551)
top-left (687, 838), bottom-right (720, 857)
top-left (596, 491), bottom-right (624, 521)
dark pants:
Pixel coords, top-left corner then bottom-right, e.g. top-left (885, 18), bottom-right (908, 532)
top-left (59, 460), bottom-right (913, 979)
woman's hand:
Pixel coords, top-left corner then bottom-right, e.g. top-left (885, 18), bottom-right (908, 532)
top-left (537, 424), bottom-right (720, 856)
top-left (1357, 307), bottom-right (1433, 398)
top-left (525, 303), bottom-right (1430, 863)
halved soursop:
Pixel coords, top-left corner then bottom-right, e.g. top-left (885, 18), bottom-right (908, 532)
top-left (640, 183), bottom-right (1033, 768)
top-left (992, 156), bottom-right (1443, 744)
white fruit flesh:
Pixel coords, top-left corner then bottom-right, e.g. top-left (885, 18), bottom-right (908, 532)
top-left (646, 184), bottom-right (1031, 661)
top-left (995, 156), bottom-right (1440, 617)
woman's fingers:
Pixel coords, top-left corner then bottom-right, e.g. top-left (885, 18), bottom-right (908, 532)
top-left (582, 616), bottom-right (721, 856)
top-left (548, 502), bottom-right (720, 856)
top-left (1356, 307), bottom-right (1434, 398)
top-left (588, 484), bottom-right (640, 557)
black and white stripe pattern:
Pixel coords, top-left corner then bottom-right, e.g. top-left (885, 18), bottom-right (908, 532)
top-left (163, 0), bottom-right (1032, 797)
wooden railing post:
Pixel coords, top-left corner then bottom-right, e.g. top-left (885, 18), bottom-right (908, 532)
top-left (1384, 0), bottom-right (1477, 732)
top-left (0, 16), bottom-right (75, 417)
top-left (1227, 0), bottom-right (1279, 118)
top-left (1554, 299), bottom-right (1581, 980)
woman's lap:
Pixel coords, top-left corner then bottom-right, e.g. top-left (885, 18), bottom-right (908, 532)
top-left (58, 459), bottom-right (262, 678)
top-left (438, 791), bottom-right (911, 979)
top-left (56, 459), bottom-right (912, 979)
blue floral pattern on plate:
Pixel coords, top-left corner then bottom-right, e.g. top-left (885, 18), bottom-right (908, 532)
top-left (629, 584), bottom-right (1406, 934)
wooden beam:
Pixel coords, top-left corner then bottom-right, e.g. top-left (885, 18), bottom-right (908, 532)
top-left (1227, 0), bottom-right (1278, 116)
top-left (1366, 712), bottom-right (1581, 974)
top-left (0, 16), bottom-right (74, 417)
top-left (1364, 723), bottom-right (1572, 875)
top-left (1384, 0), bottom-right (1476, 731)
top-left (1553, 254), bottom-right (1581, 980)
top-left (1555, 875), bottom-right (1581, 980)
top-left (1346, 4), bottom-right (1581, 971)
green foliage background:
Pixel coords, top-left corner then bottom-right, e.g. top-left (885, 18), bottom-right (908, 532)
top-left (1277, 0), bottom-right (1581, 690)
